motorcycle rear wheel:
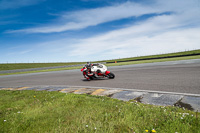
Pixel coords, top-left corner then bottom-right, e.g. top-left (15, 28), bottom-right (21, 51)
top-left (108, 72), bottom-right (115, 79)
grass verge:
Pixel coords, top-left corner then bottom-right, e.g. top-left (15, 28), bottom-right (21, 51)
top-left (0, 66), bottom-right (82, 76)
top-left (105, 49), bottom-right (200, 63)
top-left (0, 90), bottom-right (199, 133)
top-left (0, 62), bottom-right (84, 71)
top-left (106, 55), bottom-right (200, 67)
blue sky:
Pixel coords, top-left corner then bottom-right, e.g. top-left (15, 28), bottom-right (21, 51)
top-left (0, 0), bottom-right (200, 63)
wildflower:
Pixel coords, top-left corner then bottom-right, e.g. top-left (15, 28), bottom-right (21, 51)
top-left (152, 129), bottom-right (156, 132)
top-left (17, 111), bottom-right (20, 113)
top-left (86, 125), bottom-right (88, 128)
top-left (145, 129), bottom-right (148, 132)
top-left (181, 117), bottom-right (183, 119)
top-left (34, 96), bottom-right (36, 98)
top-left (183, 113), bottom-right (189, 116)
top-left (94, 127), bottom-right (97, 130)
top-left (4, 120), bottom-right (6, 122)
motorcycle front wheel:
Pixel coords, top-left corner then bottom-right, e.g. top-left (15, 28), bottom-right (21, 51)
top-left (108, 72), bottom-right (115, 79)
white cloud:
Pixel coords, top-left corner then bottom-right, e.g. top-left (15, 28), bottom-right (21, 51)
top-left (19, 50), bottom-right (33, 54)
top-left (67, 12), bottom-right (200, 60)
top-left (68, 27), bottom-right (200, 61)
top-left (6, 1), bottom-right (164, 33)
top-left (7, 0), bottom-right (200, 34)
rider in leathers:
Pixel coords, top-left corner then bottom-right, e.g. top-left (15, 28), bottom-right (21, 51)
top-left (84, 62), bottom-right (93, 80)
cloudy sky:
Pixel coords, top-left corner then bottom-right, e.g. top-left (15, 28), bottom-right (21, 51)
top-left (0, 0), bottom-right (200, 63)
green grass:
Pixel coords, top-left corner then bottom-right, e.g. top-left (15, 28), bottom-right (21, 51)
top-left (106, 55), bottom-right (200, 67)
top-left (105, 49), bottom-right (200, 63)
top-left (0, 90), bottom-right (200, 133)
top-left (0, 62), bottom-right (84, 71)
top-left (0, 66), bottom-right (82, 76)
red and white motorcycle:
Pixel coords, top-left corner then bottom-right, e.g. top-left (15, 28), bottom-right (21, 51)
top-left (81, 63), bottom-right (115, 81)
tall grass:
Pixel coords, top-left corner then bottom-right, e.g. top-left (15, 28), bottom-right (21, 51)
top-left (1, 90), bottom-right (199, 133)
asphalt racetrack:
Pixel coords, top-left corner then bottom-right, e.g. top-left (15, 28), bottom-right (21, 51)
top-left (0, 59), bottom-right (200, 94)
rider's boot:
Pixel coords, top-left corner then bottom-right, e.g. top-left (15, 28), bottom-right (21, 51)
top-left (84, 75), bottom-right (91, 81)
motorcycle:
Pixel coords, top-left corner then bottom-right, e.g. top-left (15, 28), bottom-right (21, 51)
top-left (81, 63), bottom-right (115, 80)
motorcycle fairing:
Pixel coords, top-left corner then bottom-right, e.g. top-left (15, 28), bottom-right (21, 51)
top-left (105, 71), bottom-right (110, 75)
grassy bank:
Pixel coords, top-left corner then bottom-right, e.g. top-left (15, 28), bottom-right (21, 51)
top-left (0, 62), bottom-right (84, 71)
top-left (105, 49), bottom-right (200, 63)
top-left (0, 66), bottom-right (82, 76)
top-left (0, 90), bottom-right (199, 133)
top-left (106, 55), bottom-right (200, 67)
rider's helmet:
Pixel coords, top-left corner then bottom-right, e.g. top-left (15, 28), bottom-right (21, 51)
top-left (86, 62), bottom-right (91, 69)
top-left (87, 62), bottom-right (91, 65)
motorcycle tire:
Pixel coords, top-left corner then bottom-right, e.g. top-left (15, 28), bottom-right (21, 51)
top-left (108, 72), bottom-right (115, 79)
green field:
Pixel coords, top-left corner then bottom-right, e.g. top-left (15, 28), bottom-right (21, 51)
top-left (105, 49), bottom-right (200, 63)
top-left (0, 62), bottom-right (85, 71)
top-left (106, 55), bottom-right (200, 67)
top-left (0, 90), bottom-right (199, 133)
top-left (0, 66), bottom-right (83, 76)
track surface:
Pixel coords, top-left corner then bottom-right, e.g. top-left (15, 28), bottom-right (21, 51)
top-left (0, 59), bottom-right (200, 94)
